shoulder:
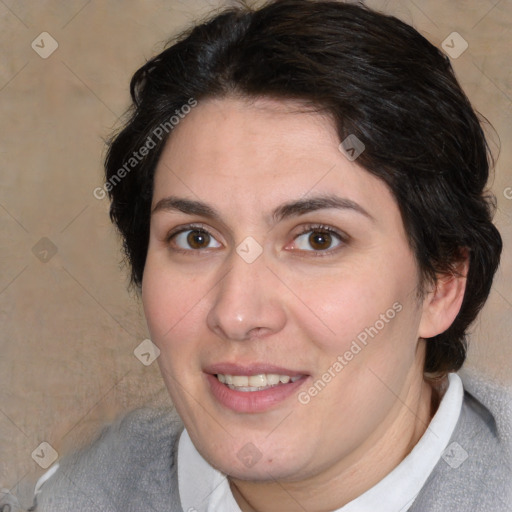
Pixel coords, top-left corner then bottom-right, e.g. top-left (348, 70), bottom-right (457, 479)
top-left (32, 407), bottom-right (184, 512)
top-left (410, 370), bottom-right (512, 512)
top-left (459, 368), bottom-right (512, 458)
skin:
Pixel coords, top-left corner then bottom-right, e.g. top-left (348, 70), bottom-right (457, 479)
top-left (142, 96), bottom-right (467, 511)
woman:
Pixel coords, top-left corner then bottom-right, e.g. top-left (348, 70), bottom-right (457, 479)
top-left (32, 0), bottom-right (511, 510)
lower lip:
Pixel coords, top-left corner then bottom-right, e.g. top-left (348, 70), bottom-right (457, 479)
top-left (206, 373), bottom-right (309, 413)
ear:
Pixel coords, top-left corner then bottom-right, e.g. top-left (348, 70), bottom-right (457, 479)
top-left (418, 253), bottom-right (469, 339)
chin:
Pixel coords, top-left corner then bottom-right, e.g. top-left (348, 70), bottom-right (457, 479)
top-left (205, 441), bottom-right (310, 482)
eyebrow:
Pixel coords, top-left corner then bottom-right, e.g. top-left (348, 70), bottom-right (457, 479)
top-left (151, 194), bottom-right (374, 225)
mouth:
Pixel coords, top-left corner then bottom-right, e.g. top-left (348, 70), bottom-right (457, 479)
top-left (216, 373), bottom-right (303, 391)
top-left (204, 364), bottom-right (310, 413)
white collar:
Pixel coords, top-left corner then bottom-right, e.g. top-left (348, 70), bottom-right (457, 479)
top-left (178, 373), bottom-right (464, 512)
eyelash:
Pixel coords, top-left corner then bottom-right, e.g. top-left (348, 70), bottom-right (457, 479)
top-left (294, 224), bottom-right (347, 255)
top-left (165, 223), bottom-right (347, 256)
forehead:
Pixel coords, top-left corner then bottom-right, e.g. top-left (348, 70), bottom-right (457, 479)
top-left (151, 96), bottom-right (397, 224)
top-left (157, 96), bottom-right (338, 174)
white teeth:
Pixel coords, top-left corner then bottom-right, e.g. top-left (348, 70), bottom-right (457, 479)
top-left (248, 374), bottom-right (266, 387)
top-left (232, 375), bottom-right (248, 387)
top-left (216, 373), bottom-right (303, 391)
top-left (266, 373), bottom-right (280, 385)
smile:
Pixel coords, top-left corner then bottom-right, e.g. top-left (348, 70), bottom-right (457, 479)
top-left (216, 373), bottom-right (303, 391)
top-left (206, 372), bottom-right (309, 413)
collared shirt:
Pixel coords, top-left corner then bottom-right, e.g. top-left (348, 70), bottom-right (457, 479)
top-left (178, 372), bottom-right (464, 512)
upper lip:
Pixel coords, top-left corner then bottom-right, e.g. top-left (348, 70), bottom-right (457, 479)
top-left (204, 362), bottom-right (308, 377)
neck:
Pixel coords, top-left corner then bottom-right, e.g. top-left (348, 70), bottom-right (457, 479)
top-left (229, 374), bottom-right (436, 512)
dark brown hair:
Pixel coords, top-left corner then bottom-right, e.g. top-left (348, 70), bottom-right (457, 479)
top-left (104, 0), bottom-right (502, 376)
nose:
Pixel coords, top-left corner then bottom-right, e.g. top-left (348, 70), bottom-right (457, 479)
top-left (206, 250), bottom-right (287, 342)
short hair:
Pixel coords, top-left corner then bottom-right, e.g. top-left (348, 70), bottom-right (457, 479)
top-left (104, 0), bottom-right (502, 377)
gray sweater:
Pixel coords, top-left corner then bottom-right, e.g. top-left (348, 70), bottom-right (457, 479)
top-left (33, 370), bottom-right (512, 511)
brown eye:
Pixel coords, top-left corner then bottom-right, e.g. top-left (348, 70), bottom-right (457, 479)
top-left (169, 227), bottom-right (222, 251)
top-left (293, 226), bottom-right (344, 253)
top-left (187, 230), bottom-right (210, 249)
top-left (308, 231), bottom-right (333, 251)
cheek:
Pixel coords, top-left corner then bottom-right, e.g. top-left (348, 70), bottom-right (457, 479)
top-left (301, 258), bottom-right (420, 361)
top-left (141, 249), bottom-right (223, 393)
top-left (142, 252), bottom-right (200, 346)
top-left (141, 255), bottom-right (208, 406)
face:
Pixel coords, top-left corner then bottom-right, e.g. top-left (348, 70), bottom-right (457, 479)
top-left (142, 96), bottom-right (429, 483)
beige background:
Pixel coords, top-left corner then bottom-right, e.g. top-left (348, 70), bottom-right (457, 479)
top-left (0, 0), bottom-right (511, 508)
